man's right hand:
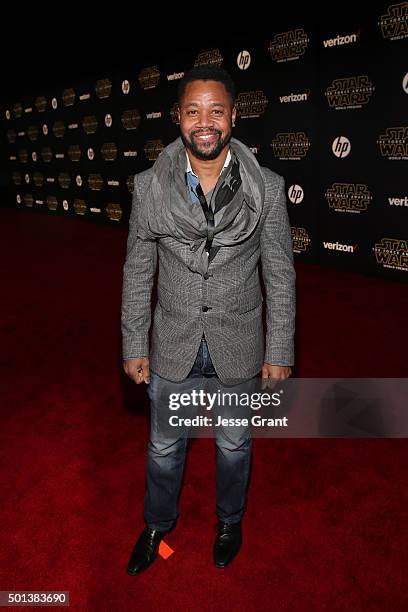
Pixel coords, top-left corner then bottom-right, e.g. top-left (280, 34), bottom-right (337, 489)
top-left (123, 357), bottom-right (150, 385)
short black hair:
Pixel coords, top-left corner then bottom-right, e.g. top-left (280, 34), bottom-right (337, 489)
top-left (177, 64), bottom-right (236, 107)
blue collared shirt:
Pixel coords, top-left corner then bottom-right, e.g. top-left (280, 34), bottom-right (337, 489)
top-left (185, 148), bottom-right (231, 206)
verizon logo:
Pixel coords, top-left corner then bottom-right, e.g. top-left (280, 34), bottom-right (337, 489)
top-left (323, 241), bottom-right (358, 253)
top-left (323, 30), bottom-right (361, 47)
top-left (146, 112), bottom-right (162, 119)
top-left (389, 196), bottom-right (408, 206)
top-left (279, 91), bottom-right (310, 103)
top-left (167, 72), bottom-right (184, 81)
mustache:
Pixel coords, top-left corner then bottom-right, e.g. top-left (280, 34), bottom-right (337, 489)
top-left (191, 129), bottom-right (221, 136)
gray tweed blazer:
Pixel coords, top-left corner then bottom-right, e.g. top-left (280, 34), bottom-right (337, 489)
top-left (121, 164), bottom-right (296, 383)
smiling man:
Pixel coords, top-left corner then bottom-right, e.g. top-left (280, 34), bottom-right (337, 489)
top-left (121, 64), bottom-right (296, 574)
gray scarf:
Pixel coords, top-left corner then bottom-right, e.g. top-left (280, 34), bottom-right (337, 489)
top-left (137, 135), bottom-right (265, 277)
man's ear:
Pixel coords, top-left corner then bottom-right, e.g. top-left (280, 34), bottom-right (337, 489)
top-left (232, 106), bottom-right (237, 127)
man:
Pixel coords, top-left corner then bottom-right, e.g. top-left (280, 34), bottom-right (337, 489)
top-left (121, 65), bottom-right (295, 574)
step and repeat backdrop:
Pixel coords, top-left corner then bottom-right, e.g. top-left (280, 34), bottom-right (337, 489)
top-left (1, 3), bottom-right (407, 281)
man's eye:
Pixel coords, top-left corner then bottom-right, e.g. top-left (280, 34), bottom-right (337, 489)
top-left (187, 110), bottom-right (197, 115)
top-left (213, 110), bottom-right (223, 115)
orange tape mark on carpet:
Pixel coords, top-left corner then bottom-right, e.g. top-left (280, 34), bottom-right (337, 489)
top-left (159, 540), bottom-right (174, 559)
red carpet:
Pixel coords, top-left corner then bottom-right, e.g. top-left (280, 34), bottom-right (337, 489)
top-left (1, 207), bottom-right (407, 611)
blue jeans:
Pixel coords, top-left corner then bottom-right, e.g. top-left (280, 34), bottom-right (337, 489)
top-left (144, 338), bottom-right (253, 531)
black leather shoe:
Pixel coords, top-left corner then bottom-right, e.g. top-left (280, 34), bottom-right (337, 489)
top-left (127, 527), bottom-right (168, 575)
top-left (213, 521), bottom-right (242, 568)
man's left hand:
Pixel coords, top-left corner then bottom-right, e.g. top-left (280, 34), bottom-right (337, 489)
top-left (261, 363), bottom-right (292, 388)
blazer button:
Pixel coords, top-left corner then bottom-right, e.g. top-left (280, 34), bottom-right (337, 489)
top-left (202, 305), bottom-right (211, 312)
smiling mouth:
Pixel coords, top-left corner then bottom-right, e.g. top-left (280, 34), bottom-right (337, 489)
top-left (193, 132), bottom-right (219, 143)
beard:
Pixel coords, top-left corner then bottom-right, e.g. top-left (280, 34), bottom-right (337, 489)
top-left (180, 126), bottom-right (232, 161)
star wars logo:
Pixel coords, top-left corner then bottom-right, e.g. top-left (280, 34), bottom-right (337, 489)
top-left (126, 175), bottom-right (135, 193)
top-left (325, 76), bottom-right (374, 109)
top-left (7, 129), bottom-right (16, 144)
top-left (41, 147), bottom-right (54, 163)
top-left (144, 139), bottom-right (164, 161)
top-left (373, 238), bottom-right (408, 271)
top-left (83, 116), bottom-right (98, 135)
top-left (121, 109), bottom-right (141, 130)
top-left (194, 49), bottom-right (223, 67)
top-left (23, 194), bottom-right (34, 207)
top-left (13, 102), bottom-right (23, 118)
top-left (52, 121), bottom-right (66, 138)
top-left (377, 127), bottom-right (408, 159)
top-left (101, 143), bottom-right (118, 162)
top-left (88, 174), bottom-right (104, 190)
top-left (27, 125), bottom-right (39, 141)
top-left (291, 227), bottom-right (311, 253)
top-left (170, 103), bottom-right (181, 124)
top-left (18, 149), bottom-right (29, 163)
top-left (46, 196), bottom-right (58, 211)
top-left (235, 91), bottom-right (268, 118)
top-left (139, 66), bottom-right (160, 90)
top-left (67, 145), bottom-right (81, 162)
top-left (106, 203), bottom-right (122, 222)
top-left (268, 29), bottom-right (309, 62)
top-left (74, 199), bottom-right (87, 216)
top-left (58, 173), bottom-right (71, 189)
top-left (95, 79), bottom-right (112, 99)
top-left (33, 172), bottom-right (44, 188)
top-left (270, 133), bottom-right (311, 160)
top-left (378, 2), bottom-right (408, 41)
top-left (325, 183), bottom-right (372, 213)
top-left (35, 97), bottom-right (47, 113)
top-left (62, 88), bottom-right (76, 106)
top-left (12, 172), bottom-right (22, 186)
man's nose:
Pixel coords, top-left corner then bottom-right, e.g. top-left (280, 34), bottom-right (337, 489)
top-left (195, 112), bottom-right (214, 128)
